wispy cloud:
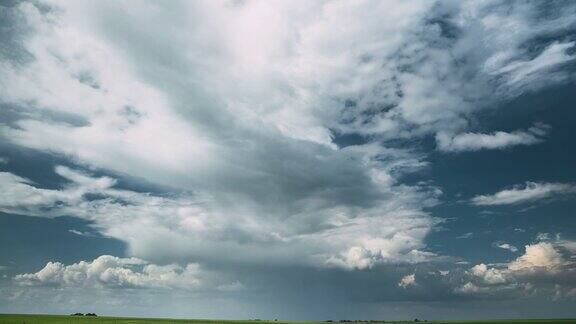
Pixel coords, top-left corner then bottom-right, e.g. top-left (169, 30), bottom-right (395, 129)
top-left (471, 182), bottom-right (576, 206)
top-left (436, 124), bottom-right (548, 152)
top-left (456, 232), bottom-right (474, 239)
top-left (68, 229), bottom-right (96, 237)
top-left (493, 242), bottom-right (518, 253)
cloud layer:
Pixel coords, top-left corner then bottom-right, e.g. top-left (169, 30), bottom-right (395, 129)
top-left (0, 0), bottom-right (572, 270)
top-left (1, 0), bottom-right (576, 316)
top-left (0, 165), bottom-right (439, 268)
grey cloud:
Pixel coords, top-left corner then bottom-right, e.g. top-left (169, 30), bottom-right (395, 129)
top-left (0, 166), bottom-right (439, 269)
top-left (398, 273), bottom-right (417, 288)
top-left (0, 2), bottom-right (442, 271)
top-left (1, 0), bottom-right (576, 316)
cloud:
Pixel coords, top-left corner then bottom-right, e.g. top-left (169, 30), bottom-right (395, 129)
top-left (486, 41), bottom-right (576, 91)
top-left (507, 242), bottom-right (565, 271)
top-left (0, 0), bottom-right (574, 283)
top-left (456, 232), bottom-right (474, 239)
top-left (68, 229), bottom-right (95, 237)
top-left (470, 264), bottom-right (507, 285)
top-left (436, 124), bottom-right (548, 152)
top-left (216, 281), bottom-right (245, 292)
top-left (14, 255), bottom-right (201, 290)
top-left (471, 182), bottom-right (576, 206)
top-left (494, 243), bottom-right (519, 253)
top-left (0, 166), bottom-right (440, 269)
top-left (455, 239), bottom-right (576, 299)
top-left (398, 274), bottom-right (416, 288)
top-left (329, 237), bottom-right (440, 270)
top-left (0, 1), bottom-right (454, 270)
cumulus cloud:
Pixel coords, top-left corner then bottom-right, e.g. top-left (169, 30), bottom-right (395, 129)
top-left (398, 274), bottom-right (417, 288)
top-left (471, 182), bottom-right (576, 206)
top-left (507, 242), bottom-right (565, 271)
top-left (470, 263), bottom-right (507, 285)
top-left (455, 239), bottom-right (576, 299)
top-left (329, 237), bottom-right (439, 270)
top-left (436, 124), bottom-right (548, 152)
top-left (14, 255), bottom-right (201, 290)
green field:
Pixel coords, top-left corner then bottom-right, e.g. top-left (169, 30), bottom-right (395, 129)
top-left (0, 315), bottom-right (306, 324)
top-left (0, 315), bottom-right (574, 324)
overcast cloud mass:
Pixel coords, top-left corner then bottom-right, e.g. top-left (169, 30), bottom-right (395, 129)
top-left (1, 0), bottom-right (576, 320)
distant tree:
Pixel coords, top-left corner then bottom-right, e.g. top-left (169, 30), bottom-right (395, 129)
top-left (85, 313), bottom-right (97, 317)
top-left (70, 313), bottom-right (83, 316)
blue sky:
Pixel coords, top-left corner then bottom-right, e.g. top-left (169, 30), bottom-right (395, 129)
top-left (1, 0), bottom-right (576, 320)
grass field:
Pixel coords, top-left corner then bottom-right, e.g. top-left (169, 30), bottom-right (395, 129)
top-left (0, 315), bottom-right (575, 324)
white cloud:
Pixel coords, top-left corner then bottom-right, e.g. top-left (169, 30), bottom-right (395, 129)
top-left (507, 242), bottom-right (565, 271)
top-left (536, 233), bottom-right (551, 241)
top-left (436, 124), bottom-right (548, 152)
top-left (455, 282), bottom-right (484, 294)
top-left (14, 255), bottom-right (201, 290)
top-left (471, 263), bottom-right (507, 285)
top-left (68, 229), bottom-right (95, 237)
top-left (456, 239), bottom-right (576, 298)
top-left (471, 182), bottom-right (576, 206)
top-left (398, 274), bottom-right (416, 288)
top-left (328, 229), bottom-right (441, 270)
top-left (494, 243), bottom-right (518, 253)
top-left (486, 41), bottom-right (576, 90)
top-left (456, 232), bottom-right (474, 239)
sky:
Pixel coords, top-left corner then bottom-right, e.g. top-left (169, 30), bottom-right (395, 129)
top-left (0, 0), bottom-right (575, 321)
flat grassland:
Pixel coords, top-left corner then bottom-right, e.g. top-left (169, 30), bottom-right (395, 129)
top-left (0, 315), bottom-right (574, 324)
